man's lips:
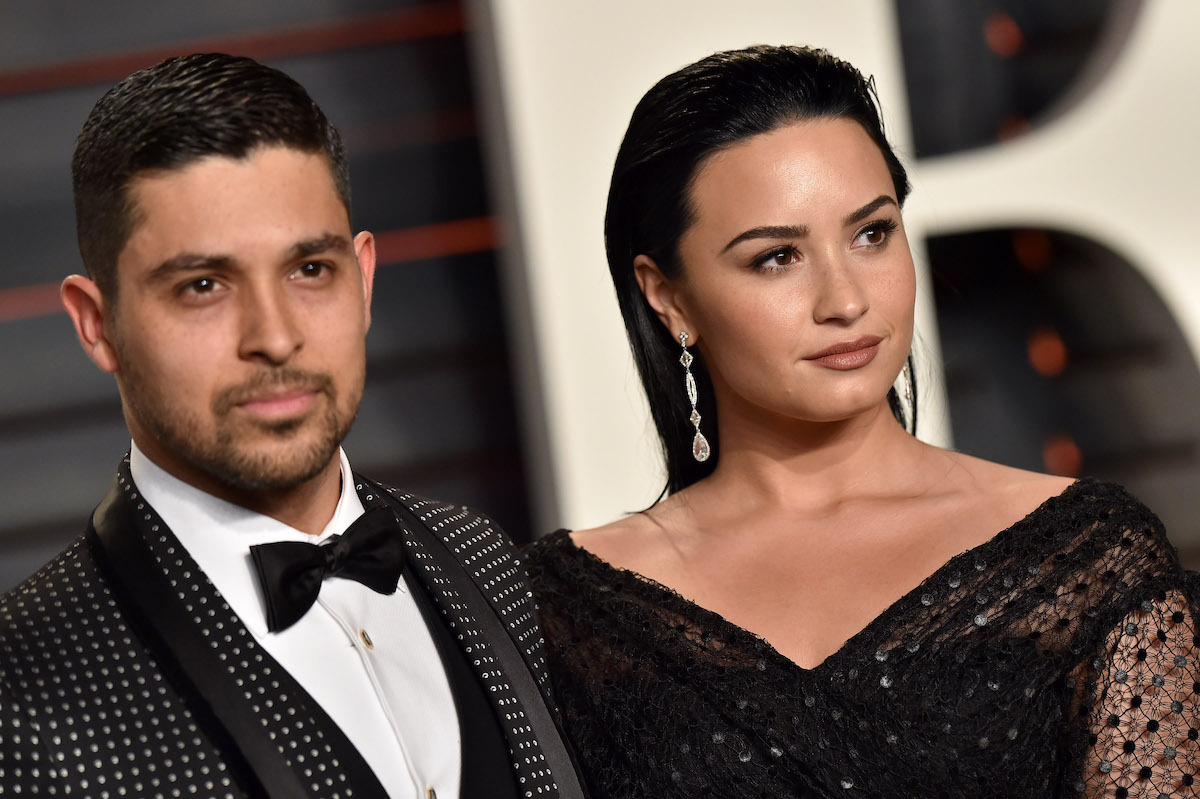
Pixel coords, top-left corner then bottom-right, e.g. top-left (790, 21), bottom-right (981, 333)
top-left (213, 369), bottom-right (336, 418)
top-left (804, 335), bottom-right (884, 370)
top-left (234, 390), bottom-right (318, 418)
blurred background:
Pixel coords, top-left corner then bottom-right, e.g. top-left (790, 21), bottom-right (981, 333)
top-left (1, 0), bottom-right (1197, 590)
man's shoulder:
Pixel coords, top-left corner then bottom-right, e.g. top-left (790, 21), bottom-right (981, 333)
top-left (1, 534), bottom-right (100, 612)
top-left (0, 533), bottom-right (117, 677)
top-left (354, 474), bottom-right (536, 610)
top-left (354, 473), bottom-right (517, 552)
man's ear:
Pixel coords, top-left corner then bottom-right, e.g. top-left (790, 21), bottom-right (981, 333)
top-left (61, 275), bottom-right (120, 374)
top-left (634, 254), bottom-right (699, 344)
top-left (353, 230), bottom-right (377, 330)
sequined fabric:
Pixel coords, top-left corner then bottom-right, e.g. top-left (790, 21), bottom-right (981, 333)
top-left (526, 480), bottom-right (1200, 797)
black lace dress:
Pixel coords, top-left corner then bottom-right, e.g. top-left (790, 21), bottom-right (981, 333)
top-left (525, 480), bottom-right (1200, 797)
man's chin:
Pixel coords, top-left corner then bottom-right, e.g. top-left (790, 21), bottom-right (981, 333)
top-left (206, 448), bottom-right (337, 493)
top-left (195, 426), bottom-right (343, 494)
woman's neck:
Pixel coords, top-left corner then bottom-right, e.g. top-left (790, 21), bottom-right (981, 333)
top-left (693, 399), bottom-right (934, 516)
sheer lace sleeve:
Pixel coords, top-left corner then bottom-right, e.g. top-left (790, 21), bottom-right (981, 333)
top-left (1075, 570), bottom-right (1200, 796)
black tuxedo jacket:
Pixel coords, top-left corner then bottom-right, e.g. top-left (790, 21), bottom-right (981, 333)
top-left (0, 457), bottom-right (586, 799)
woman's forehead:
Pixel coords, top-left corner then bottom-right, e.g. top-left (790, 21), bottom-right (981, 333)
top-left (687, 119), bottom-right (896, 235)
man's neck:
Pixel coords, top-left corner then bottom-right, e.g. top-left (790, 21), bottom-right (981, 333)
top-left (220, 460), bottom-right (344, 535)
top-left (130, 441), bottom-right (344, 535)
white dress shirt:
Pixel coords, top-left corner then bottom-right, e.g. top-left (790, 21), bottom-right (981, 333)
top-left (129, 442), bottom-right (461, 799)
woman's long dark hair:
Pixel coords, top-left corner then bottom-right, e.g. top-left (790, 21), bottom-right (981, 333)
top-left (605, 45), bottom-right (913, 495)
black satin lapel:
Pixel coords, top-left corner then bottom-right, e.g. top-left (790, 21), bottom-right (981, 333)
top-left (90, 468), bottom-right (389, 799)
top-left (90, 481), bottom-right (302, 799)
top-left (406, 571), bottom-right (518, 799)
top-left (362, 482), bottom-right (588, 799)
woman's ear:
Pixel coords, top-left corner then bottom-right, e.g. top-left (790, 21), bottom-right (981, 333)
top-left (634, 254), bottom-right (698, 343)
top-left (61, 274), bottom-right (120, 374)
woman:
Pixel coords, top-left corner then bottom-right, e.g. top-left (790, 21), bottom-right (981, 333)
top-left (525, 45), bottom-right (1200, 797)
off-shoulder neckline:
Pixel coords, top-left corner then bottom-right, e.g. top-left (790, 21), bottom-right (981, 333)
top-left (539, 478), bottom-right (1110, 674)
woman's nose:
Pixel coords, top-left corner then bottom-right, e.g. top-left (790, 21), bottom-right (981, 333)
top-left (811, 257), bottom-right (869, 324)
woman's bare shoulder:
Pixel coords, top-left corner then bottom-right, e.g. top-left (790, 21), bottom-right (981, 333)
top-left (571, 512), bottom-right (655, 557)
top-left (568, 505), bottom-right (688, 578)
top-left (933, 449), bottom-right (1076, 525)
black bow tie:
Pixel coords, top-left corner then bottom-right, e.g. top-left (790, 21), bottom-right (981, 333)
top-left (250, 506), bottom-right (406, 632)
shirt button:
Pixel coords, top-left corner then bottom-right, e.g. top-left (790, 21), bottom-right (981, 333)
top-left (359, 629), bottom-right (374, 650)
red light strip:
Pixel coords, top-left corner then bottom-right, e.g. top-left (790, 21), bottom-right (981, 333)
top-left (0, 282), bottom-right (63, 323)
top-left (373, 215), bottom-right (499, 265)
top-left (0, 2), bottom-right (464, 96)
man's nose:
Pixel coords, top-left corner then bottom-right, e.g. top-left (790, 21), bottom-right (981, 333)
top-left (237, 284), bottom-right (303, 365)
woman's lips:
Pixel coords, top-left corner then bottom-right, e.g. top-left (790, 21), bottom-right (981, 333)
top-left (805, 336), bottom-right (883, 370)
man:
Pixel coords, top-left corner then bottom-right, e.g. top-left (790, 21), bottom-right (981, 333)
top-left (0, 53), bottom-right (584, 799)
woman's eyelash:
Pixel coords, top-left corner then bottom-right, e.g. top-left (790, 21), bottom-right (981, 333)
top-left (859, 219), bottom-right (899, 240)
top-left (751, 245), bottom-right (800, 271)
top-left (749, 219), bottom-right (900, 271)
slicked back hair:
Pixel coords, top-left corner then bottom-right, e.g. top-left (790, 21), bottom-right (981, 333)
top-left (71, 52), bottom-right (351, 300)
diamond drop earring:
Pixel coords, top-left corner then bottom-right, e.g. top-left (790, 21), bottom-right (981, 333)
top-left (902, 358), bottom-right (914, 407)
top-left (679, 331), bottom-right (710, 462)
top-left (902, 354), bottom-right (918, 434)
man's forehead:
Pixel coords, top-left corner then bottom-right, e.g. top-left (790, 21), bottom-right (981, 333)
top-left (127, 145), bottom-right (336, 195)
top-left (117, 146), bottom-right (351, 273)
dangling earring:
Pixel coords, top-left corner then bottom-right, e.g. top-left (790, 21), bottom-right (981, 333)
top-left (901, 355), bottom-right (917, 434)
top-left (679, 331), bottom-right (710, 462)
top-left (902, 358), bottom-right (914, 407)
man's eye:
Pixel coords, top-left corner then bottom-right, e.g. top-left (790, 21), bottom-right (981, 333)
top-left (184, 277), bottom-right (219, 294)
top-left (295, 261), bottom-right (329, 279)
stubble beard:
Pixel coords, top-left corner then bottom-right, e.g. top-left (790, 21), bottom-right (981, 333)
top-left (123, 361), bottom-right (361, 493)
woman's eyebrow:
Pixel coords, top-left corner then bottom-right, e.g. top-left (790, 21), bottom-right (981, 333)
top-left (720, 196), bottom-right (899, 254)
top-left (721, 224), bottom-right (809, 253)
top-left (842, 195), bottom-right (898, 227)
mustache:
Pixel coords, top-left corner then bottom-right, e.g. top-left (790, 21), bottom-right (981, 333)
top-left (212, 368), bottom-right (336, 415)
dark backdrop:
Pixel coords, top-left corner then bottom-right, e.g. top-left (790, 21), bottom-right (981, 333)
top-left (0, 0), bottom-right (534, 590)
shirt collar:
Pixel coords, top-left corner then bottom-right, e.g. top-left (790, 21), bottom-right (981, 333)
top-left (128, 441), bottom-right (365, 636)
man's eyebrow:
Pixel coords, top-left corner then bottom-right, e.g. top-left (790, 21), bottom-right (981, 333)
top-left (288, 234), bottom-right (352, 260)
top-left (842, 195), bottom-right (898, 227)
top-left (721, 224), bottom-right (810, 254)
top-left (146, 254), bottom-right (233, 281)
top-left (144, 234), bottom-right (352, 282)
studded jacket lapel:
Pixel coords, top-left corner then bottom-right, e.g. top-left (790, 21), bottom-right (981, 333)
top-left (356, 476), bottom-right (588, 799)
top-left (91, 460), bottom-right (389, 799)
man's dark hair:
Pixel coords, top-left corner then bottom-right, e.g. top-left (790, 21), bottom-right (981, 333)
top-left (72, 52), bottom-right (351, 299)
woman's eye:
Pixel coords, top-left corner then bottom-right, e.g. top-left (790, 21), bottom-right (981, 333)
top-left (754, 246), bottom-right (799, 271)
top-left (853, 219), bottom-right (899, 248)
